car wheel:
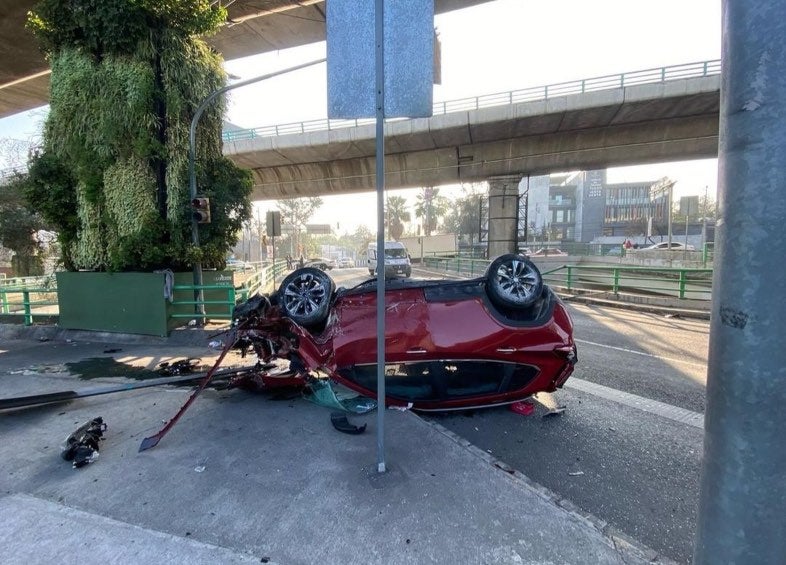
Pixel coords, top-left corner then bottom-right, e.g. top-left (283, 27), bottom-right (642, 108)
top-left (278, 267), bottom-right (335, 326)
top-left (486, 253), bottom-right (543, 309)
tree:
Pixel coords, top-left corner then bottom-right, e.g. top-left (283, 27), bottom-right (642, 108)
top-left (414, 187), bottom-right (450, 236)
top-left (276, 197), bottom-right (323, 257)
top-left (385, 195), bottom-right (410, 240)
top-left (0, 175), bottom-right (46, 275)
top-left (443, 184), bottom-right (486, 244)
top-left (24, 0), bottom-right (251, 272)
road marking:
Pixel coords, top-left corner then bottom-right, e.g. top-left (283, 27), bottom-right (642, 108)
top-left (575, 338), bottom-right (707, 369)
top-left (564, 377), bottom-right (705, 429)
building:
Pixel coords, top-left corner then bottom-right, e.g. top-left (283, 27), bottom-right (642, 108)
top-left (520, 170), bottom-right (670, 244)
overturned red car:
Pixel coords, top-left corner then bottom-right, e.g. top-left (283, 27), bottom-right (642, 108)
top-left (233, 253), bottom-right (576, 411)
top-left (139, 254), bottom-right (577, 450)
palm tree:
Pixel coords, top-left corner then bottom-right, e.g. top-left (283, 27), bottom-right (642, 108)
top-left (414, 187), bottom-right (449, 236)
top-left (385, 195), bottom-right (410, 240)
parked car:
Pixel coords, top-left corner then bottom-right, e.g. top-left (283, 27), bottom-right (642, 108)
top-left (228, 253), bottom-right (577, 411)
top-left (530, 248), bottom-right (568, 257)
top-left (226, 259), bottom-right (255, 271)
top-left (337, 257), bottom-right (354, 268)
top-left (645, 242), bottom-right (696, 251)
top-left (304, 257), bottom-right (336, 270)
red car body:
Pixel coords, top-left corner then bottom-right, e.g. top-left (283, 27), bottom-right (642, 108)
top-left (236, 276), bottom-right (577, 411)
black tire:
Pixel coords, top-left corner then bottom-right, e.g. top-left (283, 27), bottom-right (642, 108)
top-left (485, 253), bottom-right (543, 309)
top-left (278, 267), bottom-right (335, 326)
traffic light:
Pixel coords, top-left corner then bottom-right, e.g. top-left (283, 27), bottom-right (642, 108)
top-left (192, 197), bottom-right (211, 223)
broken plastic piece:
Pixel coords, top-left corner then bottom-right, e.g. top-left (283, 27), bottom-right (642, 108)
top-left (61, 417), bottom-right (107, 469)
top-left (543, 406), bottom-right (566, 418)
top-left (509, 400), bottom-right (536, 416)
top-left (388, 402), bottom-right (414, 411)
top-left (305, 379), bottom-right (377, 414)
top-left (568, 471), bottom-right (584, 476)
top-left (330, 412), bottom-right (367, 435)
top-left (208, 340), bottom-right (224, 350)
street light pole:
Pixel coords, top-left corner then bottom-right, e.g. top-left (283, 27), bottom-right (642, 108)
top-left (188, 57), bottom-right (326, 321)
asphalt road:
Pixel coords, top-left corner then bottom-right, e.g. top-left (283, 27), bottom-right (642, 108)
top-left (329, 268), bottom-right (708, 564)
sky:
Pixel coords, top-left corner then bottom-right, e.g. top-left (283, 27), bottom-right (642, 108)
top-left (0, 0), bottom-right (722, 234)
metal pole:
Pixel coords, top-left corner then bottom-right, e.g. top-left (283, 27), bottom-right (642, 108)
top-left (188, 58), bottom-right (325, 322)
top-left (694, 1), bottom-right (786, 562)
top-left (374, 0), bottom-right (387, 474)
top-left (667, 183), bottom-right (673, 250)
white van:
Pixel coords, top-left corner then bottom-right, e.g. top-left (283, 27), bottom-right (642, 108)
top-left (367, 241), bottom-right (411, 278)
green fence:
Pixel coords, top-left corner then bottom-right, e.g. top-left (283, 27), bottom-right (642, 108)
top-left (0, 261), bottom-right (289, 328)
top-left (424, 256), bottom-right (713, 301)
top-left (542, 264), bottom-right (713, 300)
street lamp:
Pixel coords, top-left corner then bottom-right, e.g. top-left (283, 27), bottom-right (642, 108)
top-left (188, 58), bottom-right (326, 321)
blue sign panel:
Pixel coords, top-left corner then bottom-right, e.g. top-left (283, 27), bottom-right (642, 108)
top-left (327, 0), bottom-right (433, 119)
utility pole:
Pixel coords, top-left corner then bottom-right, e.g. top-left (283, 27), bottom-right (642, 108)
top-left (693, 1), bottom-right (786, 562)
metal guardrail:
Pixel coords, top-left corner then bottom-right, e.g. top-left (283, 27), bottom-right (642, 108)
top-left (222, 59), bottom-right (721, 143)
top-left (541, 264), bottom-right (713, 301)
top-left (423, 255), bottom-right (713, 301)
top-left (0, 286), bottom-right (59, 325)
top-left (169, 260), bottom-right (288, 322)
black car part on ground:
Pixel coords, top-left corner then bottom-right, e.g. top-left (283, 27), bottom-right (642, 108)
top-left (61, 417), bottom-right (107, 468)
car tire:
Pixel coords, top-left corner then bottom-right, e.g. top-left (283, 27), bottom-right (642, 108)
top-left (278, 267), bottom-right (335, 326)
top-left (485, 253), bottom-right (543, 309)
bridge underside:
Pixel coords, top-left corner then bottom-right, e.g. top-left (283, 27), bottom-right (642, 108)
top-left (225, 80), bottom-right (720, 200)
top-left (0, 0), bottom-right (487, 118)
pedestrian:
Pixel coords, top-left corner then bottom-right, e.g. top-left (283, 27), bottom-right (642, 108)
top-left (286, 255), bottom-right (292, 269)
top-left (298, 255), bottom-right (305, 268)
top-left (624, 239), bottom-right (633, 250)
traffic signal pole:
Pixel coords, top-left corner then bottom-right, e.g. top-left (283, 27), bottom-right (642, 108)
top-left (188, 58), bottom-right (325, 322)
top-left (693, 1), bottom-right (786, 562)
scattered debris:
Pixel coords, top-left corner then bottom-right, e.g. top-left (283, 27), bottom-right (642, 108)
top-left (664, 313), bottom-right (680, 319)
top-left (388, 402), bottom-right (414, 411)
top-left (188, 319), bottom-right (198, 327)
top-left (158, 358), bottom-right (200, 376)
top-left (103, 348), bottom-right (122, 354)
top-left (509, 400), bottom-right (536, 416)
top-left (494, 461), bottom-right (515, 474)
top-left (61, 417), bottom-right (107, 469)
top-left (208, 340), bottom-right (224, 350)
top-left (305, 379), bottom-right (377, 414)
top-left (543, 406), bottom-right (567, 418)
top-left (330, 412), bottom-right (367, 435)
top-left (568, 471), bottom-right (585, 476)
top-left (194, 465), bottom-right (206, 473)
top-left (38, 337), bottom-right (49, 342)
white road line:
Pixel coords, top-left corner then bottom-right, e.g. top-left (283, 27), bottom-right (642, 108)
top-left (575, 338), bottom-right (707, 369)
top-left (564, 377), bottom-right (705, 430)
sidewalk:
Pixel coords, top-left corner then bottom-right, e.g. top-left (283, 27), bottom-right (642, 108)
top-left (0, 326), bottom-right (669, 564)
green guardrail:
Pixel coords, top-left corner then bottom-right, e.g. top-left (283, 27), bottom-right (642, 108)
top-left (0, 286), bottom-right (59, 325)
top-left (169, 260), bottom-right (289, 323)
top-left (541, 264), bottom-right (713, 300)
top-left (424, 255), bottom-right (713, 301)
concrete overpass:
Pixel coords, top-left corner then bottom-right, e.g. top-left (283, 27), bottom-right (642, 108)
top-left (223, 60), bottom-right (721, 201)
top-left (0, 0), bottom-right (487, 118)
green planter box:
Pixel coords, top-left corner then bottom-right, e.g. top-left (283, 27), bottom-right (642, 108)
top-left (56, 271), bottom-right (235, 336)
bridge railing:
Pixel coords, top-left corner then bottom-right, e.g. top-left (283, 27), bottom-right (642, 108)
top-left (222, 59), bottom-right (721, 143)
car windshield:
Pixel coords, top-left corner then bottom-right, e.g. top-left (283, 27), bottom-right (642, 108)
top-left (385, 249), bottom-right (407, 259)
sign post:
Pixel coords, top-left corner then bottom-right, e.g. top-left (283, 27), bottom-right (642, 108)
top-left (327, 0), bottom-right (434, 473)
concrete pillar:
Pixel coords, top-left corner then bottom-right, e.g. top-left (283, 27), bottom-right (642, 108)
top-left (693, 1), bottom-right (786, 562)
top-left (487, 175), bottom-right (522, 259)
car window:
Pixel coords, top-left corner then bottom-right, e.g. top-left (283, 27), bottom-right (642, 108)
top-left (385, 249), bottom-right (407, 259)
